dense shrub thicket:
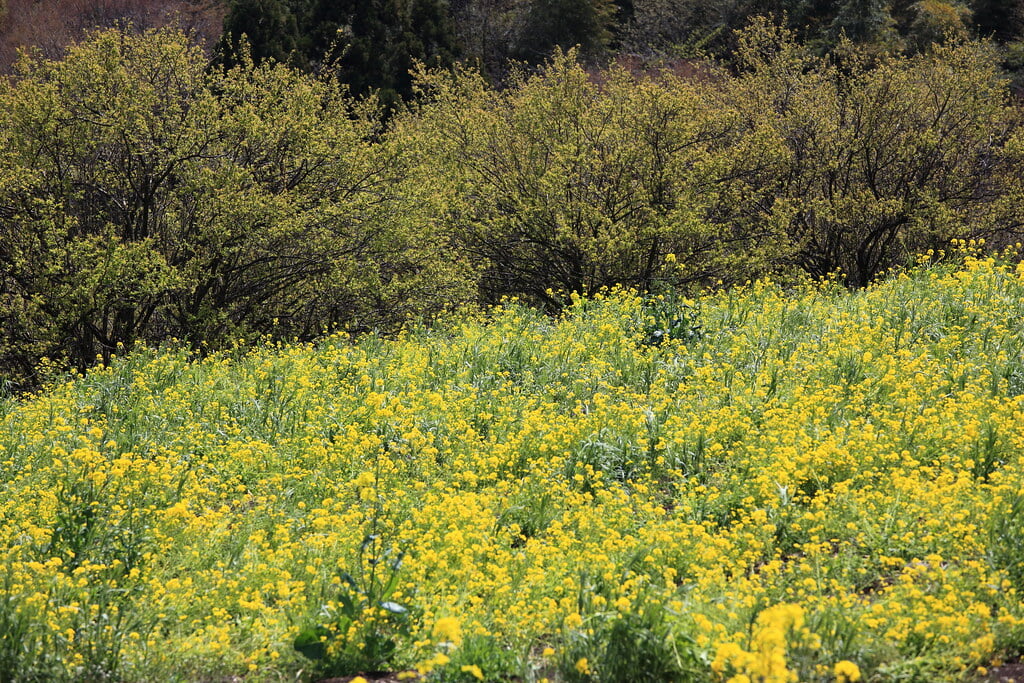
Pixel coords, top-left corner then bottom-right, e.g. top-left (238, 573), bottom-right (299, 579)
top-left (0, 28), bottom-right (475, 387)
top-left (1, 24), bottom-right (1023, 387)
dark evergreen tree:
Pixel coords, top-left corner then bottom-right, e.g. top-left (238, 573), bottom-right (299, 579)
top-left (971, 0), bottom-right (1024, 42)
top-left (514, 0), bottom-right (620, 61)
top-left (329, 0), bottom-right (459, 106)
top-left (612, 0), bottom-right (635, 32)
top-left (219, 0), bottom-right (458, 106)
top-left (888, 0), bottom-right (917, 27)
top-left (218, 0), bottom-right (301, 66)
top-left (449, 0), bottom-right (526, 79)
top-left (829, 0), bottom-right (898, 45)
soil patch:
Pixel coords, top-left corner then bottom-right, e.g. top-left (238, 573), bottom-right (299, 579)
top-left (985, 662), bottom-right (1024, 682)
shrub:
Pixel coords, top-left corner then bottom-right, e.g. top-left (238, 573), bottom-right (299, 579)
top-left (727, 20), bottom-right (1024, 285)
top-left (404, 50), bottom-right (781, 308)
top-left (0, 26), bottom-right (473, 388)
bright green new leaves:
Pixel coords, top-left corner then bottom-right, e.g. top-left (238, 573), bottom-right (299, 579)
top-left (400, 30), bottom-right (1022, 305)
top-left (728, 22), bottom-right (1023, 285)
top-left (0, 28), bottom-right (473, 387)
top-left (405, 50), bottom-right (776, 308)
top-left (0, 29), bottom-right (217, 382)
top-left (2, 22), bottom-right (1022, 388)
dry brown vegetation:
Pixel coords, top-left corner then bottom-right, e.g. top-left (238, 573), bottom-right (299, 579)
top-left (0, 0), bottom-right (224, 70)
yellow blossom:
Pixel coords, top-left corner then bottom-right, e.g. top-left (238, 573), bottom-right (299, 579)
top-left (461, 664), bottom-right (484, 680)
top-left (432, 616), bottom-right (462, 646)
top-left (834, 660), bottom-right (861, 682)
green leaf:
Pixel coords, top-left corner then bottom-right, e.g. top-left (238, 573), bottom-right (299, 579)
top-left (379, 601), bottom-right (407, 615)
top-left (389, 552), bottom-right (405, 572)
top-left (381, 567), bottom-right (402, 600)
top-left (338, 589), bottom-right (358, 618)
top-left (361, 533), bottom-right (379, 552)
top-left (293, 626), bottom-right (329, 660)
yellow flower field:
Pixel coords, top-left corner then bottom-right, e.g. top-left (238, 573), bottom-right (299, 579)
top-left (2, 256), bottom-right (1024, 681)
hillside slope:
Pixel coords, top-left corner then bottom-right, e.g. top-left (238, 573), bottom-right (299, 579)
top-left (1, 257), bottom-right (1024, 680)
top-left (0, 0), bottom-right (223, 69)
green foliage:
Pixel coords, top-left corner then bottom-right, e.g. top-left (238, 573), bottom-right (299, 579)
top-left (396, 25), bottom-right (1024, 304)
top-left (295, 537), bottom-right (413, 674)
top-left (622, 0), bottom-right (1024, 59)
top-left (988, 492), bottom-right (1024, 593)
top-left (0, 28), bottom-right (220, 382)
top-left (218, 0), bottom-right (301, 66)
top-left (970, 0), bottom-right (1024, 42)
top-left (405, 50), bottom-right (779, 307)
top-left (514, 0), bottom-right (620, 61)
top-left (219, 0), bottom-right (460, 107)
top-left (4, 19), bottom-right (1024, 391)
top-left (727, 20), bottom-right (1023, 285)
top-left (307, 0), bottom-right (461, 106)
top-left (557, 573), bottom-right (701, 682)
top-left (0, 27), bottom-right (473, 388)
top-left (449, 0), bottom-right (529, 79)
top-left (295, 441), bottom-right (418, 676)
top-left (828, 0), bottom-right (900, 46)
top-left (639, 293), bottom-right (702, 347)
top-left (623, 0), bottom-right (753, 57)
top-left (899, 1), bottom-right (970, 53)
top-left (0, 573), bottom-right (65, 682)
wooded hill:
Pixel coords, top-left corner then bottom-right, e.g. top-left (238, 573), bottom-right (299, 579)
top-left (2, 19), bottom-right (1022, 390)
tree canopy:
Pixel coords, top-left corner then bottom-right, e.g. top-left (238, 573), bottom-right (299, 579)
top-left (218, 0), bottom-right (460, 106)
top-left (3, 17), bottom-right (1024, 387)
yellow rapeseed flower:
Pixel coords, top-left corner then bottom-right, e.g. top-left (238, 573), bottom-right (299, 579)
top-left (834, 660), bottom-right (861, 682)
top-left (461, 664), bottom-right (484, 680)
top-left (432, 616), bottom-right (462, 646)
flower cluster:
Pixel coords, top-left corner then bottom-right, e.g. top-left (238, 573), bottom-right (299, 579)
top-left (1, 256), bottom-right (1024, 680)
